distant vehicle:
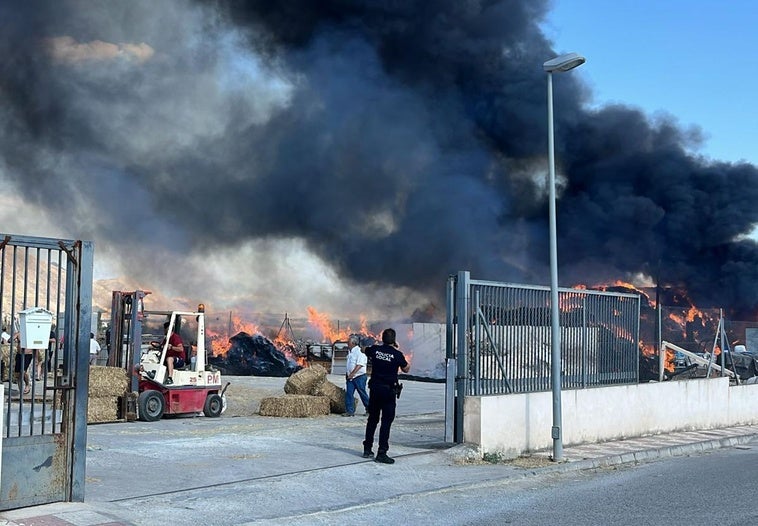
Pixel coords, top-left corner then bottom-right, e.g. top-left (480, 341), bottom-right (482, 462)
top-left (307, 343), bottom-right (333, 360)
top-left (674, 351), bottom-right (689, 368)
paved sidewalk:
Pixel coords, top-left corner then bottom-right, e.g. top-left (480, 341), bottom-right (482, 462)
top-left (531, 424), bottom-right (758, 468)
top-left (1, 377), bottom-right (757, 525)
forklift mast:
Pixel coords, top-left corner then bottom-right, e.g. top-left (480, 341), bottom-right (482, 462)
top-left (108, 290), bottom-right (149, 392)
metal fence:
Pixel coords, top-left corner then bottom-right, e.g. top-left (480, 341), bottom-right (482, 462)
top-left (0, 233), bottom-right (93, 509)
top-left (1, 243), bottom-right (67, 437)
top-left (448, 272), bottom-right (641, 397)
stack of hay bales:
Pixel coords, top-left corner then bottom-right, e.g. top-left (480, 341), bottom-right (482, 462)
top-left (88, 366), bottom-right (128, 423)
top-left (259, 394), bottom-right (330, 417)
top-left (259, 364), bottom-right (348, 417)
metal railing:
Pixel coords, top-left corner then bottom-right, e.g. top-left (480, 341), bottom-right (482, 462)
top-left (0, 233), bottom-right (93, 508)
top-left (448, 272), bottom-right (641, 397)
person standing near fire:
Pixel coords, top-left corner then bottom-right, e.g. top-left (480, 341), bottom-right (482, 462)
top-left (362, 328), bottom-right (410, 464)
top-left (0, 327), bottom-right (9, 381)
top-left (12, 332), bottom-right (34, 395)
top-left (89, 332), bottom-right (101, 366)
top-left (151, 321), bottom-right (184, 385)
top-left (343, 335), bottom-right (370, 417)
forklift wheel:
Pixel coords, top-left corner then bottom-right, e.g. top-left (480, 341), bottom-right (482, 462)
top-left (138, 390), bottom-right (165, 422)
top-left (203, 393), bottom-right (223, 418)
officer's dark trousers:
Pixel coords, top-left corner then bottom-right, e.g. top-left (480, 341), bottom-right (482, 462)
top-left (363, 383), bottom-right (396, 454)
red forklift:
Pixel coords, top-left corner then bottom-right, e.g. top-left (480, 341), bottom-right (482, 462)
top-left (109, 291), bottom-right (228, 421)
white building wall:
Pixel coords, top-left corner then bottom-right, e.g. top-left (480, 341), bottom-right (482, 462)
top-left (464, 377), bottom-right (758, 458)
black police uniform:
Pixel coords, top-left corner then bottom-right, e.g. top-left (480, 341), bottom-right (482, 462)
top-left (363, 343), bottom-right (408, 457)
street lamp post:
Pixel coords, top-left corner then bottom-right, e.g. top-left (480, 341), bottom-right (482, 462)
top-left (543, 52), bottom-right (585, 462)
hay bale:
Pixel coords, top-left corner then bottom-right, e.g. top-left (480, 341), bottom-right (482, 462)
top-left (312, 380), bottom-right (347, 414)
top-left (88, 396), bottom-right (120, 423)
top-left (258, 394), bottom-right (330, 417)
top-left (89, 366), bottom-right (128, 397)
top-left (284, 364), bottom-right (327, 395)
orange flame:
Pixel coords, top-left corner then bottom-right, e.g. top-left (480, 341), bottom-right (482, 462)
top-left (664, 348), bottom-right (675, 372)
top-left (307, 306), bottom-right (349, 343)
top-left (574, 280), bottom-right (655, 307)
top-left (205, 308), bottom-right (383, 369)
top-left (206, 315), bottom-right (261, 357)
top-left (640, 343), bottom-right (675, 373)
top-left (640, 343), bottom-right (656, 358)
top-left (307, 308), bottom-right (381, 341)
top-left (271, 331), bottom-right (307, 368)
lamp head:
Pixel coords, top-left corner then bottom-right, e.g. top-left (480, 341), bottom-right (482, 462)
top-left (543, 52), bottom-right (585, 73)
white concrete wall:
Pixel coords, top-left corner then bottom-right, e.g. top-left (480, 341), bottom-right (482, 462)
top-left (464, 378), bottom-right (758, 458)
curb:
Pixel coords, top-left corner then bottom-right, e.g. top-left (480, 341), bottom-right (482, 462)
top-left (559, 432), bottom-right (758, 472)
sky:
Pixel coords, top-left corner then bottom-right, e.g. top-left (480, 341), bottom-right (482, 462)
top-left (2, 0), bottom-right (758, 324)
top-left (543, 0), bottom-right (758, 165)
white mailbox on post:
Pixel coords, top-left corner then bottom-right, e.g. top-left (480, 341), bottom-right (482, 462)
top-left (19, 307), bottom-right (54, 349)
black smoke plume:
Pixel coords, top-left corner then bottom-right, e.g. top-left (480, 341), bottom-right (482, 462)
top-left (2, 1), bottom-right (758, 318)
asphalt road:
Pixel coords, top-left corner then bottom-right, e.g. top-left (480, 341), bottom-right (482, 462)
top-left (289, 435), bottom-right (758, 526)
top-left (4, 373), bottom-right (757, 525)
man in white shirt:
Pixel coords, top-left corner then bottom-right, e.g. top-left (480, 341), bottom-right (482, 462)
top-left (343, 335), bottom-right (370, 416)
top-left (89, 333), bottom-right (101, 366)
top-left (1, 327), bottom-right (10, 381)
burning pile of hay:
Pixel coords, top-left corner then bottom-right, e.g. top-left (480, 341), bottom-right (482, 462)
top-left (260, 364), bottom-right (348, 417)
top-left (88, 366), bottom-right (128, 423)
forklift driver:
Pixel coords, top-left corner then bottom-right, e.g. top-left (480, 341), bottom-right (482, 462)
top-left (151, 321), bottom-right (184, 385)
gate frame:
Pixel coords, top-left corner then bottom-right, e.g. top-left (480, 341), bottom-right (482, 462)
top-left (0, 233), bottom-right (93, 509)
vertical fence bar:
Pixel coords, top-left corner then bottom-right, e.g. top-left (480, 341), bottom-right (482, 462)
top-left (474, 289), bottom-right (481, 396)
top-left (445, 275), bottom-right (455, 443)
top-left (658, 304), bottom-right (664, 382)
top-left (581, 295), bottom-right (588, 387)
top-left (454, 271), bottom-right (469, 442)
top-left (635, 295), bottom-right (641, 382)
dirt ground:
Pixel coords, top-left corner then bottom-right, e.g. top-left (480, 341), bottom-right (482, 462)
top-left (222, 382), bottom-right (285, 417)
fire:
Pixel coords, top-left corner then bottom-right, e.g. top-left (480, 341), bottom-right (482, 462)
top-left (206, 315), bottom-right (260, 357)
top-left (204, 308), bottom-right (383, 371)
top-left (574, 280), bottom-right (655, 307)
top-left (403, 326), bottom-right (414, 367)
top-left (667, 306), bottom-right (705, 325)
top-left (271, 330), bottom-right (307, 367)
top-left (640, 343), bottom-right (656, 357)
top-left (639, 343), bottom-right (675, 373)
top-left (304, 306), bottom-right (386, 368)
top-left (614, 326), bottom-right (633, 341)
top-left (305, 308), bottom-right (380, 343)
top-left (664, 348), bottom-right (675, 372)
top-left (205, 313), bottom-right (308, 368)
top-left (359, 315), bottom-right (372, 336)
top-left (307, 306), bottom-right (349, 343)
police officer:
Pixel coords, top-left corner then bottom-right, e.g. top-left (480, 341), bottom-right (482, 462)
top-left (362, 328), bottom-right (410, 464)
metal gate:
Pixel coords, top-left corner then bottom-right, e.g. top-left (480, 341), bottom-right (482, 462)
top-left (445, 271), bottom-right (640, 443)
top-left (0, 234), bottom-right (93, 510)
